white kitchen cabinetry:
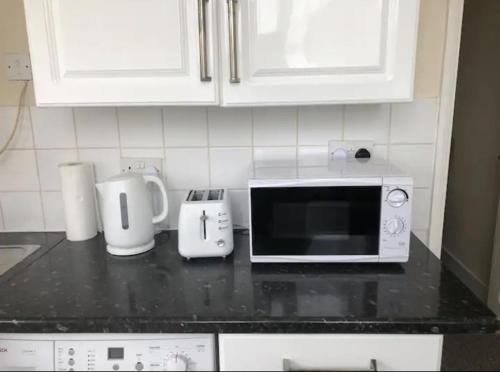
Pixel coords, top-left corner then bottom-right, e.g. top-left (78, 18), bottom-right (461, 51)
top-left (219, 0), bottom-right (420, 106)
top-left (24, 0), bottom-right (420, 107)
top-left (219, 334), bottom-right (443, 371)
top-left (24, 0), bottom-right (218, 106)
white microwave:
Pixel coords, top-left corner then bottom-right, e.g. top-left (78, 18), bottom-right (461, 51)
top-left (248, 159), bottom-right (413, 263)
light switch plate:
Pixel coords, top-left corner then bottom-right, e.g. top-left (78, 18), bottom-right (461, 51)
top-left (120, 157), bottom-right (163, 176)
top-left (5, 53), bottom-right (32, 81)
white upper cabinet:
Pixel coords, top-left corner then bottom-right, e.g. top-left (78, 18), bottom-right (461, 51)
top-left (24, 0), bottom-right (218, 106)
top-left (24, 0), bottom-right (420, 107)
top-left (219, 0), bottom-right (420, 106)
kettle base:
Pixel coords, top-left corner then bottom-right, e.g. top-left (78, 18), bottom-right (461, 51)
top-left (106, 240), bottom-right (155, 256)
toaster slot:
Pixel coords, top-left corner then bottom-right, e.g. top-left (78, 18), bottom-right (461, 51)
top-left (188, 190), bottom-right (207, 202)
top-left (208, 189), bottom-right (224, 201)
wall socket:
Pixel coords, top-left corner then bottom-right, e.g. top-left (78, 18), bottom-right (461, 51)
top-left (120, 158), bottom-right (163, 176)
top-left (5, 53), bottom-right (32, 81)
top-left (328, 140), bottom-right (376, 160)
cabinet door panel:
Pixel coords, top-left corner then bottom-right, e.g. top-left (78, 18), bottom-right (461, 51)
top-left (219, 334), bottom-right (443, 371)
top-left (25, 0), bottom-right (218, 106)
top-left (219, 0), bottom-right (419, 106)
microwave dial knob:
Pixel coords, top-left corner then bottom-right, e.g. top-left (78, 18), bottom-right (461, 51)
top-left (386, 218), bottom-right (405, 235)
top-left (387, 189), bottom-right (409, 207)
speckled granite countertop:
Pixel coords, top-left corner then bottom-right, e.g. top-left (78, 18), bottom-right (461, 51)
top-left (0, 231), bottom-right (496, 334)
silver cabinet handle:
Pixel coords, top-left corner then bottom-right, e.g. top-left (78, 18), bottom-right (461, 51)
top-left (227, 0), bottom-right (240, 83)
top-left (283, 359), bottom-right (378, 372)
top-left (198, 0), bottom-right (211, 82)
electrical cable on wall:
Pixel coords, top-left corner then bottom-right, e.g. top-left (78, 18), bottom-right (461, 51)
top-left (0, 81), bottom-right (30, 157)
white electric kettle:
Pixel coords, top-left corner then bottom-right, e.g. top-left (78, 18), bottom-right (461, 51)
top-left (96, 173), bottom-right (168, 256)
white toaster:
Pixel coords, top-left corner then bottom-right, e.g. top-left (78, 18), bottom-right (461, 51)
top-left (178, 189), bottom-right (234, 259)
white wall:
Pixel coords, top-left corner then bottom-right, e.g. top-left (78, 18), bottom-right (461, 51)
top-left (0, 101), bottom-right (439, 247)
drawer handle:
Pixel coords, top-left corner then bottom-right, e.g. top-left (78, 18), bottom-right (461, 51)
top-left (283, 358), bottom-right (378, 372)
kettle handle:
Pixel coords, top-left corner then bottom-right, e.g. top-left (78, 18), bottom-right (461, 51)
top-left (144, 175), bottom-right (168, 224)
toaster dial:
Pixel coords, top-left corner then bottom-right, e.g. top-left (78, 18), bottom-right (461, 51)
top-left (216, 239), bottom-right (226, 248)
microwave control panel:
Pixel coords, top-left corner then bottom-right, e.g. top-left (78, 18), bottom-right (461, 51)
top-left (380, 182), bottom-right (413, 261)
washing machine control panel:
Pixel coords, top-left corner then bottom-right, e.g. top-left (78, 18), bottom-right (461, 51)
top-left (53, 335), bottom-right (215, 371)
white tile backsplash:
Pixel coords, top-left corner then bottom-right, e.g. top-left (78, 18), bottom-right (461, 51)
top-left (210, 147), bottom-right (253, 189)
top-left (0, 106), bottom-right (33, 149)
top-left (254, 107), bottom-right (297, 146)
top-left (118, 107), bottom-right (163, 148)
top-left (164, 107), bottom-right (208, 147)
top-left (208, 107), bottom-right (252, 146)
top-left (298, 106), bottom-right (343, 145)
top-left (74, 108), bottom-right (119, 148)
top-left (0, 99), bottom-right (441, 234)
top-left (389, 144), bottom-right (435, 188)
top-left (254, 147), bottom-right (296, 164)
top-left (37, 149), bottom-right (79, 191)
top-left (229, 189), bottom-right (249, 228)
top-left (391, 98), bottom-right (438, 144)
top-left (344, 104), bottom-right (391, 144)
top-left (298, 146), bottom-right (329, 166)
top-left (0, 192), bottom-right (44, 231)
top-left (0, 150), bottom-right (39, 191)
top-left (41, 191), bottom-right (65, 231)
top-left (166, 190), bottom-right (188, 229)
top-left (412, 188), bottom-right (433, 230)
top-left (31, 107), bottom-right (76, 149)
top-left (79, 148), bottom-right (121, 182)
top-left (165, 148), bottom-right (210, 190)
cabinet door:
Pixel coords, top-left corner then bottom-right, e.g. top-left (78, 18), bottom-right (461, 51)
top-left (24, 0), bottom-right (218, 106)
top-left (219, 0), bottom-right (420, 106)
top-left (219, 334), bottom-right (443, 371)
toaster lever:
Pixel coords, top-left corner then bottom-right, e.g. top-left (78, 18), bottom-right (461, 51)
top-left (200, 211), bottom-right (208, 241)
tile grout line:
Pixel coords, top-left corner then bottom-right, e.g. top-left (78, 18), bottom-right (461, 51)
top-left (28, 106), bottom-right (46, 230)
top-left (206, 108), bottom-right (212, 188)
top-left (295, 106), bottom-right (299, 161)
top-left (115, 107), bottom-right (123, 157)
top-left (71, 108), bottom-right (81, 160)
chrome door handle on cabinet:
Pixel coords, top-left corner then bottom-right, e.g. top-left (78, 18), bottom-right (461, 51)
top-left (198, 0), bottom-right (212, 82)
top-left (227, 0), bottom-right (240, 83)
top-left (283, 359), bottom-right (378, 372)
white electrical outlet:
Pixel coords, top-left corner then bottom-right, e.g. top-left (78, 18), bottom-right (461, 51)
top-left (5, 53), bottom-right (32, 81)
top-left (120, 158), bottom-right (163, 176)
top-left (328, 140), bottom-right (375, 160)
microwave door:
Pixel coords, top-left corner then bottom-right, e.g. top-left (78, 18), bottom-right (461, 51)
top-left (250, 186), bottom-right (382, 260)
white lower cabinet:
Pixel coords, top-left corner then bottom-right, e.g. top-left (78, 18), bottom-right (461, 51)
top-left (218, 334), bottom-right (443, 371)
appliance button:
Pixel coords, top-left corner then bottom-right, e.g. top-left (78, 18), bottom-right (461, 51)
top-left (386, 218), bottom-right (405, 235)
top-left (68, 358), bottom-right (75, 366)
top-left (68, 348), bottom-right (75, 356)
top-left (135, 362), bottom-right (144, 371)
top-left (387, 189), bottom-right (409, 208)
top-left (113, 364), bottom-right (120, 371)
top-left (216, 239), bottom-right (226, 248)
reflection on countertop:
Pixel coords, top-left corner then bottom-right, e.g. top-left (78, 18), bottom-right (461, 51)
top-left (0, 231), bottom-right (496, 334)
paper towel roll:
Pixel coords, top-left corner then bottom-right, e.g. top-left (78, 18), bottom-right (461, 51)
top-left (59, 162), bottom-right (98, 241)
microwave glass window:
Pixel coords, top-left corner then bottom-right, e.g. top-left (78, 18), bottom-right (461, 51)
top-left (251, 186), bottom-right (382, 256)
